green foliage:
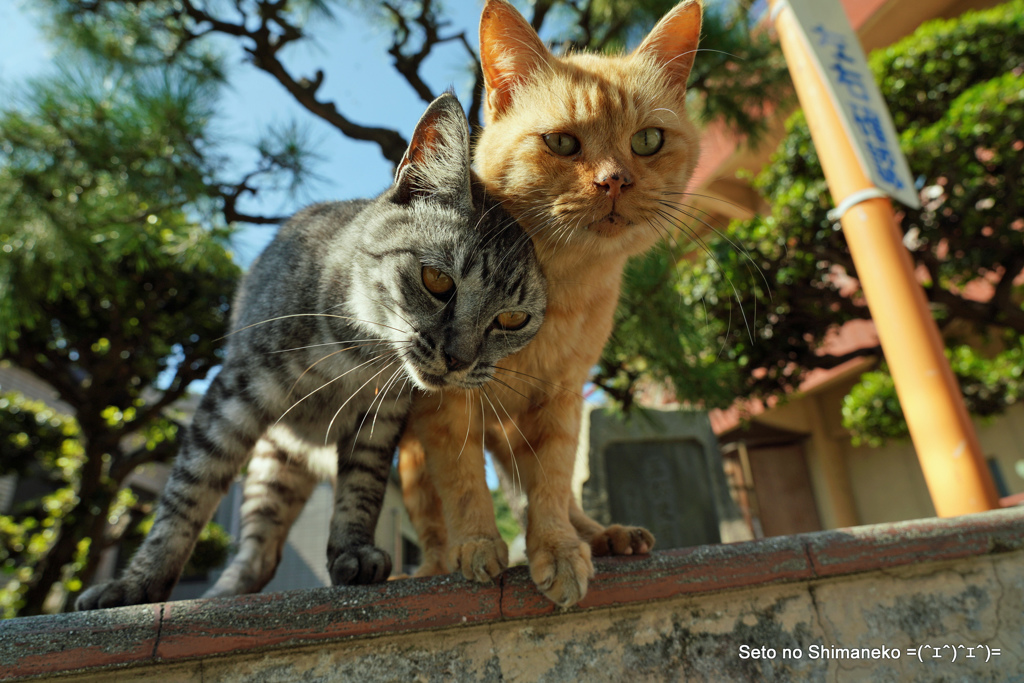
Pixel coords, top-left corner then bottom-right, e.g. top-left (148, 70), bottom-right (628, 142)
top-left (871, 1), bottom-right (1024, 132)
top-left (599, 242), bottom-right (753, 410)
top-left (685, 2), bottom-right (793, 146)
top-left (491, 487), bottom-right (522, 545)
top-left (840, 368), bottom-right (906, 448)
top-left (0, 392), bottom-right (85, 618)
top-left (0, 391), bottom-right (83, 480)
top-left (659, 0), bottom-right (1024, 445)
top-left (0, 63), bottom-right (235, 356)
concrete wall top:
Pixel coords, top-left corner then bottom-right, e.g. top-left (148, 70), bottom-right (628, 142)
top-left (2, 507), bottom-right (1022, 681)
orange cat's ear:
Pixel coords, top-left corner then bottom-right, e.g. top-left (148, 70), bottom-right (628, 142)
top-left (632, 0), bottom-right (703, 91)
top-left (479, 0), bottom-right (551, 120)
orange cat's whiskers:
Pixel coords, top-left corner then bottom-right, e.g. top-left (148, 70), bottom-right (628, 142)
top-left (657, 200), bottom-right (771, 297)
top-left (468, 200), bottom-right (513, 264)
top-left (644, 216), bottom-right (679, 250)
top-left (659, 190), bottom-right (751, 217)
top-left (653, 205), bottom-right (756, 344)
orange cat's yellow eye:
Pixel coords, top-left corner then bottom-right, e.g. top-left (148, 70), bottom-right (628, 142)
top-left (495, 311), bottom-right (530, 331)
top-left (422, 267), bottom-right (454, 295)
top-left (543, 133), bottom-right (580, 156)
top-left (631, 128), bottom-right (663, 156)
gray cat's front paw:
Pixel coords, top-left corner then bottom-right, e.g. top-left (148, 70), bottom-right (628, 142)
top-left (328, 544), bottom-right (392, 585)
top-left (76, 579), bottom-right (163, 610)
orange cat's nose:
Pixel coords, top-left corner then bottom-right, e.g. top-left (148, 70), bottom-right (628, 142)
top-left (595, 173), bottom-right (632, 200)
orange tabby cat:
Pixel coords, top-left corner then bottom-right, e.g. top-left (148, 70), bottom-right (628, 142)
top-left (399, 0), bottom-right (703, 606)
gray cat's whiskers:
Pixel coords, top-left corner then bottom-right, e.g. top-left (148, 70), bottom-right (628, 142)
top-left (325, 352), bottom-right (403, 447)
top-left (288, 340), bottom-right (401, 396)
top-left (456, 389), bottom-right (473, 461)
top-left (270, 338), bottom-right (390, 354)
top-left (480, 388), bottom-right (523, 499)
top-left (277, 347), bottom-right (409, 428)
top-left (366, 296), bottom-right (418, 335)
top-left (352, 363), bottom-right (408, 453)
top-left (220, 312), bottom-right (407, 339)
top-left (479, 394), bottom-right (486, 469)
top-left (483, 384), bottom-right (546, 484)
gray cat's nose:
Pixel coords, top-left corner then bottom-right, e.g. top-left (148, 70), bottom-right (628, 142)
top-left (444, 352), bottom-right (472, 372)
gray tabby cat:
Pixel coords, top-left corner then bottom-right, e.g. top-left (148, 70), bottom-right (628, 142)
top-left (77, 93), bottom-right (546, 609)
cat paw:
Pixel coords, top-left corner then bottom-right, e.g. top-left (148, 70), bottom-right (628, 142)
top-left (447, 537), bottom-right (509, 583)
top-left (76, 579), bottom-right (163, 610)
top-left (328, 544), bottom-right (392, 585)
top-left (529, 538), bottom-right (594, 608)
top-left (589, 524), bottom-right (655, 557)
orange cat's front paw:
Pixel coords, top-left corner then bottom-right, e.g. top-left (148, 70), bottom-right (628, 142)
top-left (448, 537), bottom-right (509, 583)
top-left (413, 547), bottom-right (449, 578)
top-left (589, 524), bottom-right (655, 557)
top-left (529, 537), bottom-right (594, 607)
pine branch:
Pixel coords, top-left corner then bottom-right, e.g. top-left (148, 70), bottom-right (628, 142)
top-left (179, 0), bottom-right (409, 165)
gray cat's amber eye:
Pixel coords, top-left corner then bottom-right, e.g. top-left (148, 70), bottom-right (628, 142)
top-left (495, 311), bottom-right (530, 330)
top-left (630, 128), bottom-right (663, 156)
top-left (543, 132), bottom-right (580, 156)
top-left (422, 267), bottom-right (454, 296)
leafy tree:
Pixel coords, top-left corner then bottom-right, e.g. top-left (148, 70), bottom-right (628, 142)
top-left (0, 61), bottom-right (249, 615)
top-left (646, 1), bottom-right (1024, 444)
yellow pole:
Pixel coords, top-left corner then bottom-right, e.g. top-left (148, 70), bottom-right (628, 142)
top-left (769, 0), bottom-right (999, 517)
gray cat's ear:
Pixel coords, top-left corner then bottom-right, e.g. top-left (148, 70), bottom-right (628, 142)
top-left (393, 92), bottom-right (472, 209)
top-left (479, 0), bottom-right (551, 122)
top-left (632, 0), bottom-right (703, 91)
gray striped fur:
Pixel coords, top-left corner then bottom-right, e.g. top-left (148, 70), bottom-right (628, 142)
top-left (76, 93), bottom-right (546, 609)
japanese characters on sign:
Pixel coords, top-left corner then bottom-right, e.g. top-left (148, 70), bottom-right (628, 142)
top-left (785, 0), bottom-right (921, 209)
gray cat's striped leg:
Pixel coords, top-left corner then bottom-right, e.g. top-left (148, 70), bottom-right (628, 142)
top-left (326, 423), bottom-right (402, 585)
top-left (76, 372), bottom-right (265, 610)
top-left (203, 435), bottom-right (318, 598)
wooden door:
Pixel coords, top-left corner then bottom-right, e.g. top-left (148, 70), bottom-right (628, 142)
top-left (746, 444), bottom-right (822, 537)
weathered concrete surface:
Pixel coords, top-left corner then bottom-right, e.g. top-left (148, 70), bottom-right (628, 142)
top-left (3, 508), bottom-right (1023, 682)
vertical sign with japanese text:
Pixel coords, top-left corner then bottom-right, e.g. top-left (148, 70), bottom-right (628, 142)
top-left (785, 0), bottom-right (921, 209)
